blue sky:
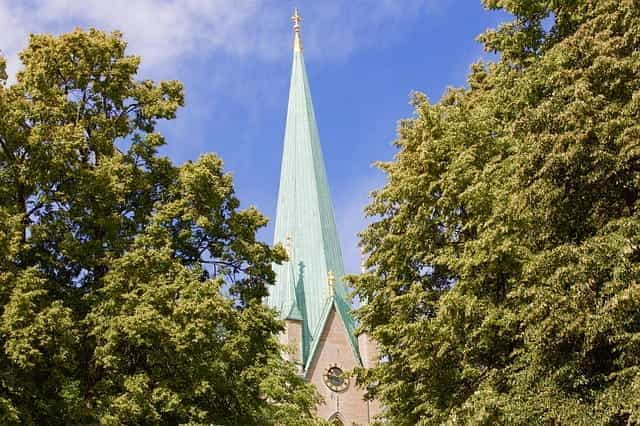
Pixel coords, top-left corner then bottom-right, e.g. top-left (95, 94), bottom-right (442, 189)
top-left (1, 0), bottom-right (509, 273)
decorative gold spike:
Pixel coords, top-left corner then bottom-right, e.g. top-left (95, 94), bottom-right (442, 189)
top-left (284, 235), bottom-right (293, 257)
top-left (328, 270), bottom-right (335, 298)
top-left (291, 8), bottom-right (303, 52)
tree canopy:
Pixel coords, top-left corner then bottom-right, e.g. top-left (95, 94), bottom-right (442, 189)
top-left (0, 29), bottom-right (319, 425)
top-left (350, 0), bottom-right (640, 423)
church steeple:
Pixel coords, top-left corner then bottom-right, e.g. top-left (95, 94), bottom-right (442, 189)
top-left (267, 9), bottom-right (361, 372)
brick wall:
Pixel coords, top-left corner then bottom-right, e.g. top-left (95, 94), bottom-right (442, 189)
top-left (304, 308), bottom-right (380, 424)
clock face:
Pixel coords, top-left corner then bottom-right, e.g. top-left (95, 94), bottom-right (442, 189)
top-left (323, 365), bottom-right (349, 392)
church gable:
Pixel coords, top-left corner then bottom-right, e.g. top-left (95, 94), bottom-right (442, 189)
top-left (306, 307), bottom-right (373, 425)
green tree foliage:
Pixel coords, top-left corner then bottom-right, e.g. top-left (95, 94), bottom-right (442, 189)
top-left (350, 1), bottom-right (640, 423)
top-left (0, 29), bottom-right (319, 424)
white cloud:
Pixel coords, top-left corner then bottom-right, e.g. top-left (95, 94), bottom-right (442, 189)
top-left (0, 0), bottom-right (442, 77)
top-left (1, 0), bottom-right (272, 77)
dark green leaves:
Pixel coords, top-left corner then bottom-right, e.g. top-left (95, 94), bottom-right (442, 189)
top-left (351, 1), bottom-right (640, 423)
top-left (0, 29), bottom-right (318, 424)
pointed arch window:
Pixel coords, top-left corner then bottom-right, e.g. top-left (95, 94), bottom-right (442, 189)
top-left (328, 412), bottom-right (344, 426)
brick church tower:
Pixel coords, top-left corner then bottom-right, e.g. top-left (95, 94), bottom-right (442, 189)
top-left (265, 9), bottom-right (380, 425)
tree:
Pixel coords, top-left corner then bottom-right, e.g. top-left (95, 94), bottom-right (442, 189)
top-left (350, 1), bottom-right (640, 424)
top-left (0, 29), bottom-right (319, 424)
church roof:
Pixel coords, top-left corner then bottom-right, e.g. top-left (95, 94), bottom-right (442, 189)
top-left (266, 9), bottom-right (361, 371)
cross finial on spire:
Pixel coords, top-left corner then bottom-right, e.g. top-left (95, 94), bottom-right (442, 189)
top-left (328, 270), bottom-right (335, 298)
top-left (292, 8), bottom-right (302, 31)
top-left (284, 235), bottom-right (293, 258)
top-left (291, 8), bottom-right (303, 52)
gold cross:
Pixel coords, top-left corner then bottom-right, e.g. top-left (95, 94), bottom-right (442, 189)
top-left (328, 270), bottom-right (335, 297)
top-left (284, 235), bottom-right (293, 257)
top-left (291, 8), bottom-right (302, 32)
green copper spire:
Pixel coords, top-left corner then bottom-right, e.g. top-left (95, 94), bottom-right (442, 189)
top-left (267, 9), bottom-right (361, 371)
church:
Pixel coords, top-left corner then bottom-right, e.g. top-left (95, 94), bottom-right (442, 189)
top-left (265, 9), bottom-right (380, 425)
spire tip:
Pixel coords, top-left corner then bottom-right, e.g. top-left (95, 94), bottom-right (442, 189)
top-left (291, 8), bottom-right (303, 52)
